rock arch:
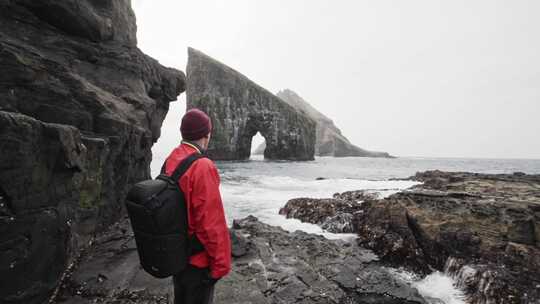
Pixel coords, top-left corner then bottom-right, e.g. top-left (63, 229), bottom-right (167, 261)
top-left (186, 48), bottom-right (316, 161)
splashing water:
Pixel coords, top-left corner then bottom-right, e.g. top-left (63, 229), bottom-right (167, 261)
top-left (415, 272), bottom-right (467, 304)
top-left (390, 269), bottom-right (467, 304)
top-left (218, 172), bottom-right (416, 239)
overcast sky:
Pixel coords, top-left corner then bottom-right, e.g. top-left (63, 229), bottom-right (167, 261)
top-left (133, 0), bottom-right (539, 159)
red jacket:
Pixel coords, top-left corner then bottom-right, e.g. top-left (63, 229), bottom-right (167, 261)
top-left (164, 142), bottom-right (231, 279)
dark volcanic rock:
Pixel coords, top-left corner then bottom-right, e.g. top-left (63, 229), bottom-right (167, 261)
top-left (285, 171), bottom-right (540, 303)
top-left (280, 198), bottom-right (362, 233)
top-left (58, 216), bottom-right (428, 304)
top-left (371, 171), bottom-right (540, 303)
top-left (221, 216), bottom-right (427, 304)
top-left (279, 191), bottom-right (380, 233)
top-left (0, 1), bottom-right (184, 303)
top-left (56, 219), bottom-right (173, 304)
top-left (275, 89), bottom-right (392, 158)
top-left (186, 48), bottom-right (316, 161)
top-left (333, 190), bottom-right (381, 202)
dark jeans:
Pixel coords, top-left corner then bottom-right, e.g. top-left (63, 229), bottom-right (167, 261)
top-left (173, 265), bottom-right (215, 304)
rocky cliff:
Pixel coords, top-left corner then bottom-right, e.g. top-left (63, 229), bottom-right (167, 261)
top-left (254, 89), bottom-right (392, 158)
top-left (281, 171), bottom-right (540, 303)
top-left (0, 1), bottom-right (184, 303)
top-left (186, 48), bottom-right (316, 161)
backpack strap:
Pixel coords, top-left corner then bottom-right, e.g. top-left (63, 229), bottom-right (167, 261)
top-left (170, 153), bottom-right (206, 182)
top-left (160, 153), bottom-right (205, 177)
top-left (165, 152), bottom-right (207, 256)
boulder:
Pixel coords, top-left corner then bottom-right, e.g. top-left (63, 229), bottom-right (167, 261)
top-left (279, 191), bottom-right (380, 233)
top-left (186, 48), bottom-right (316, 161)
top-left (279, 198), bottom-right (362, 233)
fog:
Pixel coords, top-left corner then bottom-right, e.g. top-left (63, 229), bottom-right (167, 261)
top-left (133, 0), bottom-right (540, 159)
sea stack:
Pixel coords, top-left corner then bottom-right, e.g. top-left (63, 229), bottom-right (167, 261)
top-left (186, 48), bottom-right (316, 161)
top-left (0, 1), bottom-right (184, 303)
top-left (276, 89), bottom-right (392, 157)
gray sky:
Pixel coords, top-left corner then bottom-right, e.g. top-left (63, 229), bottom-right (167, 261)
top-left (133, 0), bottom-right (540, 159)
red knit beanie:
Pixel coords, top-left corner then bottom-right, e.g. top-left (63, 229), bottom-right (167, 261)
top-left (180, 108), bottom-right (212, 140)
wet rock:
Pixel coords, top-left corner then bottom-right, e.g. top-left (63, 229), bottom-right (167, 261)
top-left (57, 220), bottom-right (174, 304)
top-left (58, 217), bottom-right (428, 304)
top-left (222, 216), bottom-right (427, 304)
top-left (321, 213), bottom-right (355, 233)
top-left (333, 190), bottom-right (381, 202)
top-left (0, 1), bottom-right (184, 303)
top-left (229, 230), bottom-right (250, 258)
top-left (186, 48), bottom-right (316, 161)
top-left (279, 191), bottom-right (379, 233)
top-left (355, 171), bottom-right (540, 303)
top-left (353, 199), bottom-right (433, 274)
top-left (279, 198), bottom-right (361, 233)
top-left (282, 171), bottom-right (540, 303)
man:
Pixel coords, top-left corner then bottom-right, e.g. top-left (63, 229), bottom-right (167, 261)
top-left (162, 108), bottom-right (231, 304)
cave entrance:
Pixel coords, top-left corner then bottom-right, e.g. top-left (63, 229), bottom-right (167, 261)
top-left (250, 132), bottom-right (266, 159)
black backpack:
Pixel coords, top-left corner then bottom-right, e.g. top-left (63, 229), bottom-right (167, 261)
top-left (125, 153), bottom-right (206, 278)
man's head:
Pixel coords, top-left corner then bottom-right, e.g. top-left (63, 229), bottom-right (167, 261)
top-left (180, 108), bottom-right (212, 149)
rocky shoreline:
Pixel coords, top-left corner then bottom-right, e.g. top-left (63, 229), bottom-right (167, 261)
top-left (55, 216), bottom-right (427, 304)
top-left (2, 1), bottom-right (536, 304)
top-left (281, 171), bottom-right (540, 304)
top-left (34, 170), bottom-right (539, 304)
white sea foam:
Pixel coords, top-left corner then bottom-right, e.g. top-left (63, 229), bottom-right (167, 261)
top-left (390, 268), bottom-right (467, 304)
top-left (415, 272), bottom-right (467, 304)
top-left (220, 173), bottom-right (418, 240)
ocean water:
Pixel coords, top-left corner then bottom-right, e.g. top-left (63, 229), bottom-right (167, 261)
top-left (150, 154), bottom-right (540, 303)
top-left (151, 154), bottom-right (540, 229)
